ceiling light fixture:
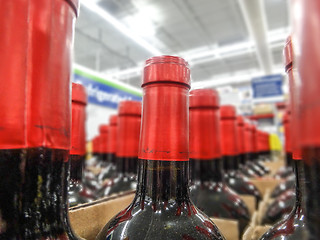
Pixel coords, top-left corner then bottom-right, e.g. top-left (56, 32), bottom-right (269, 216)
top-left (81, 0), bottom-right (162, 56)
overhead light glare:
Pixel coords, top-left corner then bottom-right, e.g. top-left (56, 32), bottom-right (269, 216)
top-left (81, 0), bottom-right (162, 55)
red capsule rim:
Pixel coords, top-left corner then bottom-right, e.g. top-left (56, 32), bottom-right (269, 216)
top-left (72, 82), bottom-right (87, 105)
top-left (99, 124), bottom-right (109, 133)
top-left (109, 115), bottom-right (118, 126)
top-left (118, 100), bottom-right (142, 116)
top-left (189, 89), bottom-right (220, 108)
top-left (237, 115), bottom-right (245, 126)
top-left (145, 55), bottom-right (188, 67)
top-left (220, 105), bottom-right (236, 119)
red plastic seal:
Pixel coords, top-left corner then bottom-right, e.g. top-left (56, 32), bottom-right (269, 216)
top-left (0, 0), bottom-right (78, 150)
top-left (117, 101), bottom-right (141, 157)
top-left (108, 115), bottom-right (118, 154)
top-left (244, 122), bottom-right (253, 153)
top-left (139, 56), bottom-right (190, 161)
top-left (220, 105), bottom-right (238, 156)
top-left (70, 83), bottom-right (87, 155)
top-left (189, 89), bottom-right (221, 160)
top-left (99, 125), bottom-right (109, 154)
top-left (237, 116), bottom-right (245, 155)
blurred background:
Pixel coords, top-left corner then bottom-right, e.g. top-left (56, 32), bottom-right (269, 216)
top-left (72, 0), bottom-right (290, 144)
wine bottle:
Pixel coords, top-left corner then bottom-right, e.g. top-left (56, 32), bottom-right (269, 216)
top-left (0, 0), bottom-right (78, 238)
top-left (219, 105), bottom-right (262, 208)
top-left (189, 93), bottom-right (250, 236)
top-left (98, 101), bottom-right (141, 197)
top-left (260, 36), bottom-right (307, 239)
top-left (68, 83), bottom-right (96, 207)
top-left (96, 55), bottom-right (225, 240)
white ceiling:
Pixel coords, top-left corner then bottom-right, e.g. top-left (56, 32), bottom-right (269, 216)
top-left (74, 0), bottom-right (290, 88)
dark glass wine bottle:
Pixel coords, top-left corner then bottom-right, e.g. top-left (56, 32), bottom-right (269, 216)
top-left (219, 105), bottom-right (262, 209)
top-left (238, 117), bottom-right (258, 178)
top-left (189, 92), bottom-right (250, 236)
top-left (0, 1), bottom-right (78, 238)
top-left (259, 36), bottom-right (308, 239)
top-left (96, 56), bottom-right (225, 240)
top-left (243, 122), bottom-right (259, 178)
top-left (98, 115), bottom-right (118, 182)
top-left (68, 83), bottom-right (96, 207)
top-left (248, 124), bottom-right (268, 176)
top-left (98, 101), bottom-right (141, 197)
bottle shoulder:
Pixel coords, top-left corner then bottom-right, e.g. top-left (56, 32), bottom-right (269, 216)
top-left (96, 199), bottom-right (225, 240)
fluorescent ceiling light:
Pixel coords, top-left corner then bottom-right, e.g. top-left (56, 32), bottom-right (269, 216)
top-left (81, 0), bottom-right (161, 55)
top-left (73, 63), bottom-right (142, 94)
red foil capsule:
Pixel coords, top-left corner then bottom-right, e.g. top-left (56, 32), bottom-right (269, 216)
top-left (257, 130), bottom-right (264, 153)
top-left (244, 122), bottom-right (253, 154)
top-left (284, 37), bottom-right (302, 160)
top-left (0, 0), bottom-right (78, 150)
top-left (189, 89), bottom-right (221, 160)
top-left (92, 136), bottom-right (99, 154)
top-left (293, 0), bottom-right (320, 150)
top-left (220, 105), bottom-right (238, 157)
top-left (117, 101), bottom-right (141, 158)
top-left (139, 56), bottom-right (190, 161)
top-left (251, 124), bottom-right (259, 154)
top-left (99, 125), bottom-right (109, 154)
top-left (237, 116), bottom-right (245, 155)
top-left (108, 115), bottom-right (118, 155)
top-left (71, 83), bottom-right (87, 156)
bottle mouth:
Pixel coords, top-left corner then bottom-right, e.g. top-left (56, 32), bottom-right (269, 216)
top-left (142, 55), bottom-right (190, 88)
top-left (189, 89), bottom-right (220, 108)
top-left (145, 55), bottom-right (188, 67)
top-left (118, 101), bottom-right (142, 116)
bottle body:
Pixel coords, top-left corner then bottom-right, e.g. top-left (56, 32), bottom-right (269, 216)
top-left (97, 160), bottom-right (225, 240)
top-left (0, 148), bottom-right (70, 239)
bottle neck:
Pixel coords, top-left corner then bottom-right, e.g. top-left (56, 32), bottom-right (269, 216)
top-left (190, 158), bottom-right (224, 182)
top-left (223, 155), bottom-right (240, 172)
top-left (302, 147), bottom-right (320, 236)
top-left (136, 159), bottom-right (190, 205)
top-left (293, 160), bottom-right (306, 212)
top-left (69, 154), bottom-right (84, 183)
top-left (116, 157), bottom-right (135, 175)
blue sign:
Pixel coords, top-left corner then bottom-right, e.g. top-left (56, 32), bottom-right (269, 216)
top-left (252, 74), bottom-right (283, 98)
top-left (73, 68), bottom-right (142, 109)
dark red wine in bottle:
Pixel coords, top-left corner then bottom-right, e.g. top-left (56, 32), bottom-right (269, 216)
top-left (0, 1), bottom-right (78, 238)
top-left (189, 91), bottom-right (250, 236)
top-left (96, 56), bottom-right (225, 240)
top-left (260, 36), bottom-right (308, 239)
top-left (98, 101), bottom-right (141, 197)
top-left (219, 105), bottom-right (262, 209)
top-left (68, 83), bottom-right (96, 207)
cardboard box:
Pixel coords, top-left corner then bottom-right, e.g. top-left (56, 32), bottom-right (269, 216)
top-left (250, 179), bottom-right (282, 196)
top-left (69, 191), bottom-right (242, 240)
